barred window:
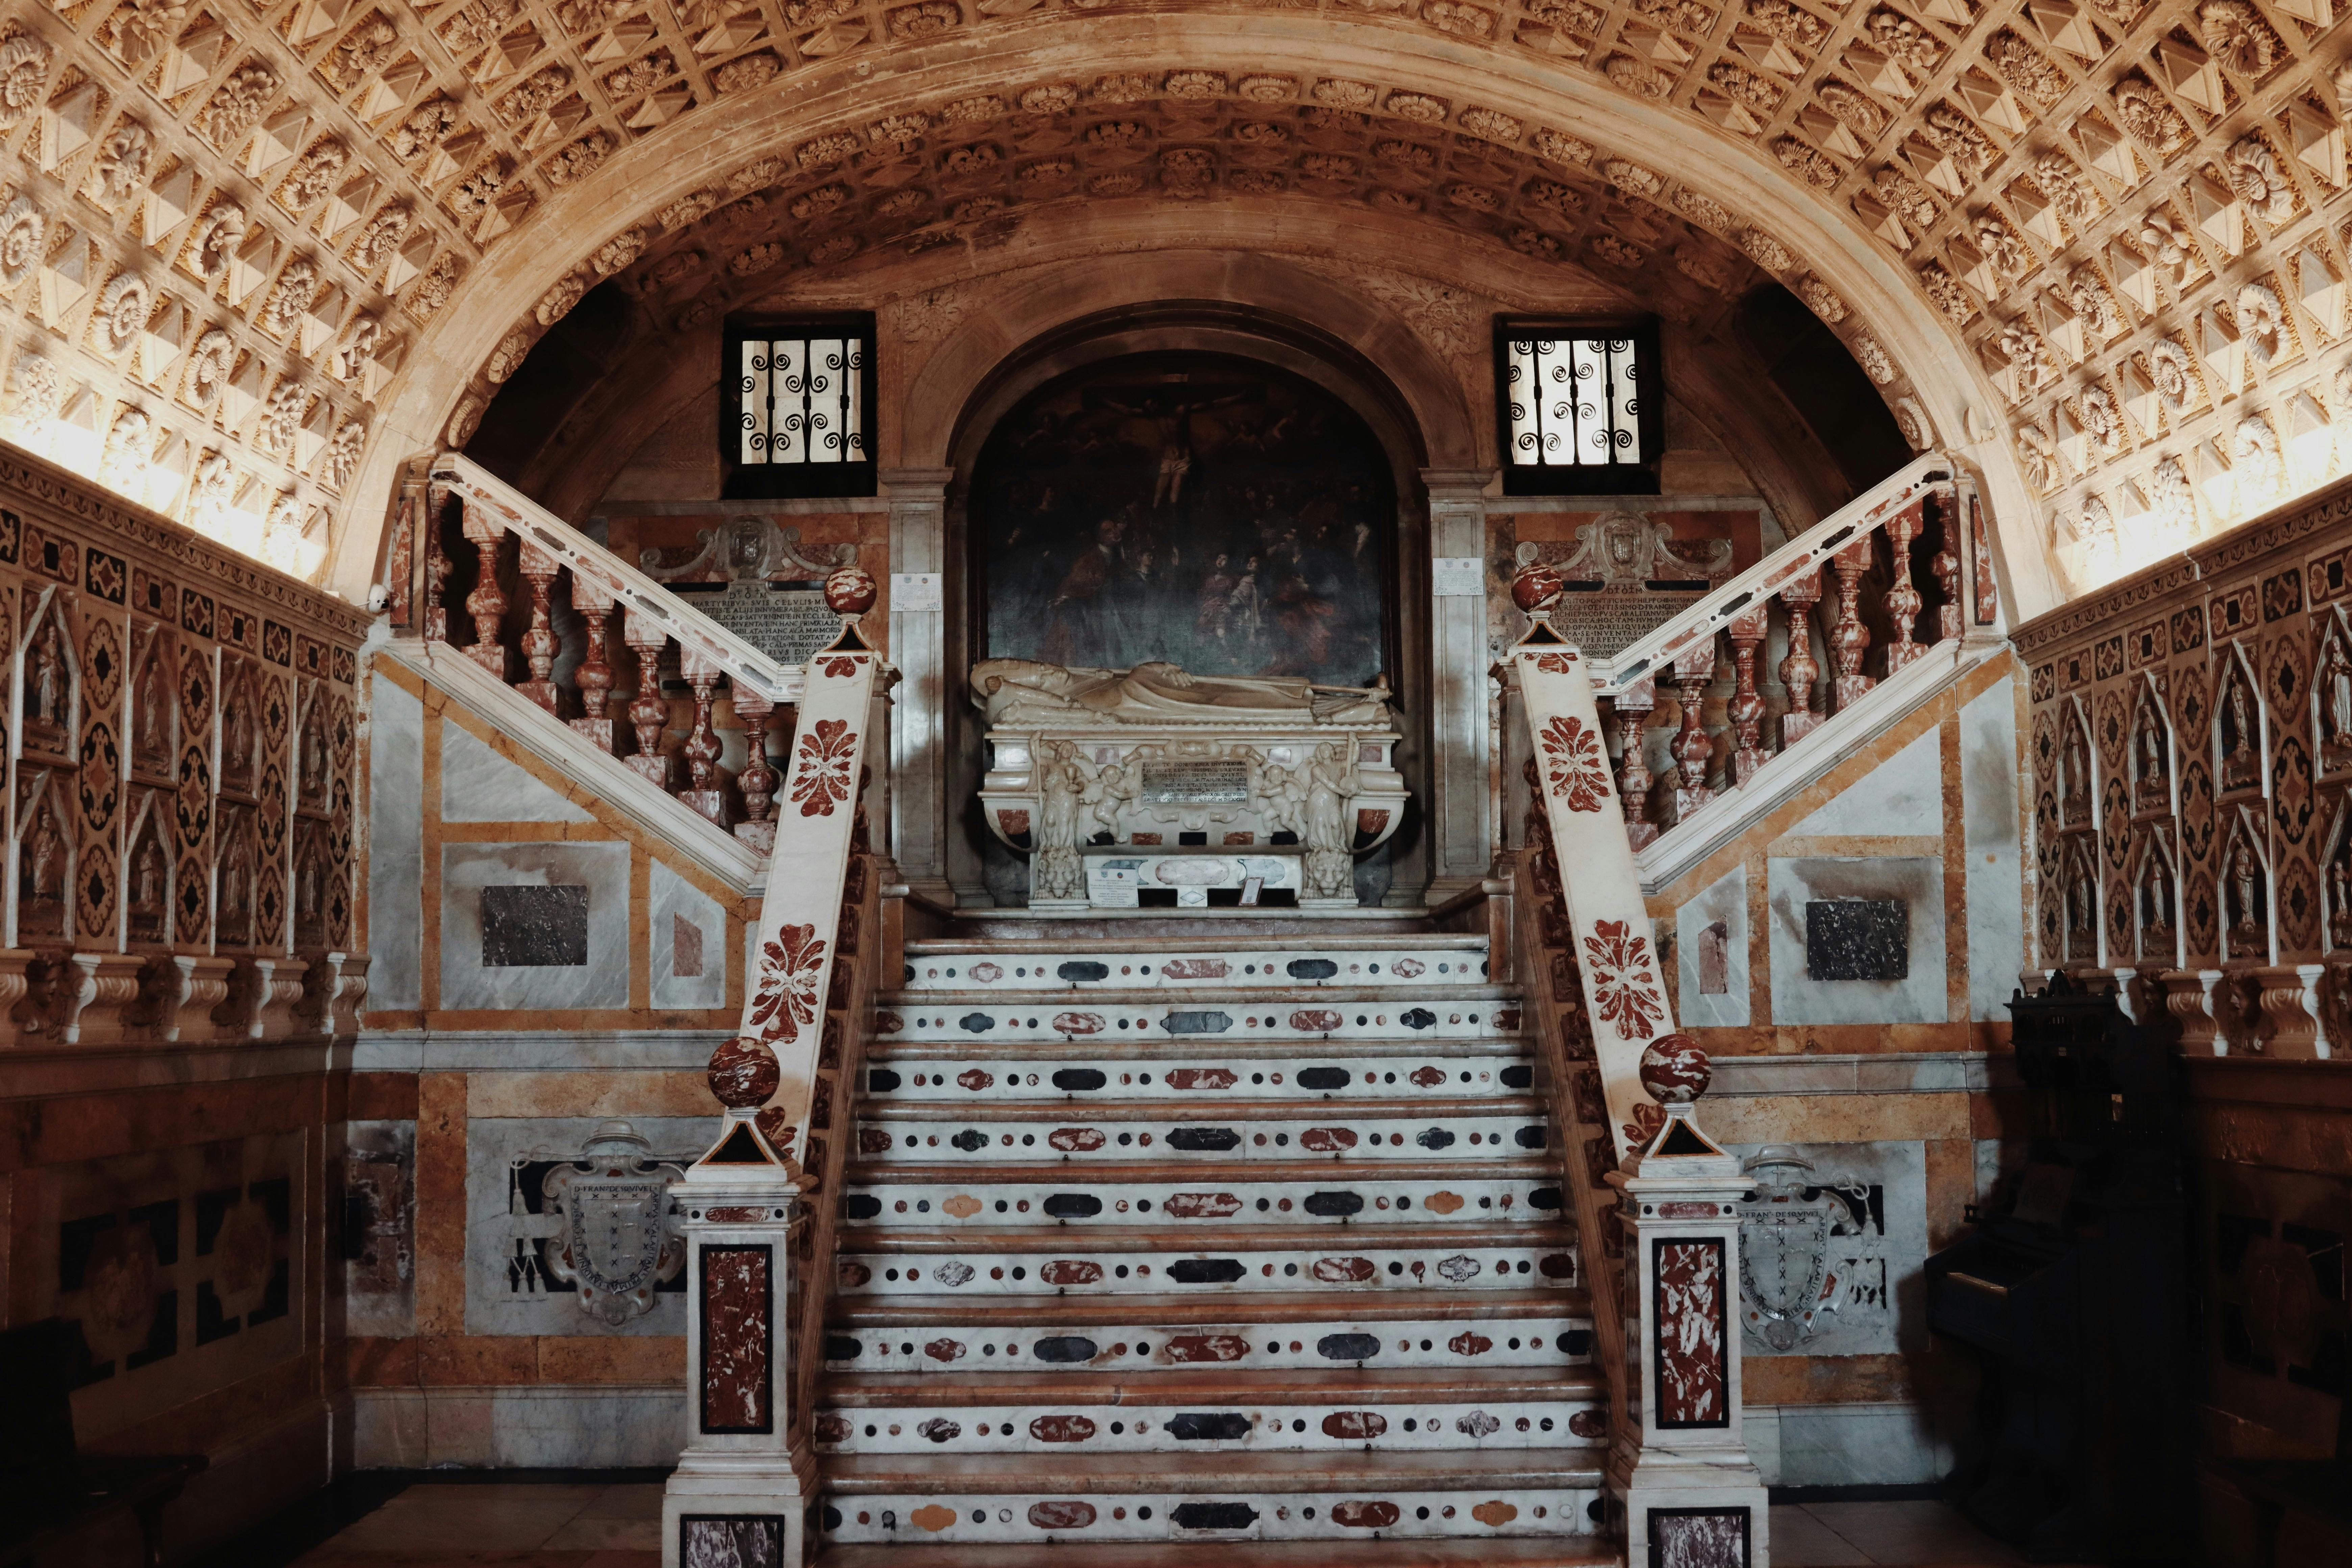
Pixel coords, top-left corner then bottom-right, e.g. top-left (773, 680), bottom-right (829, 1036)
top-left (1494, 317), bottom-right (1662, 495)
top-left (722, 315), bottom-right (876, 498)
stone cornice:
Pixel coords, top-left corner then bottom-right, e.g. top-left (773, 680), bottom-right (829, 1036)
top-left (0, 443), bottom-right (373, 647)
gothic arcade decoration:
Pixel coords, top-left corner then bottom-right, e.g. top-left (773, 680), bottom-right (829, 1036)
top-left (538, 1120), bottom-right (688, 1326)
top-left (972, 355), bottom-right (1392, 690)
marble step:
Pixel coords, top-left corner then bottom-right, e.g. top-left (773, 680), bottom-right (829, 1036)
top-left (874, 989), bottom-right (1520, 1046)
top-left (835, 1225), bottom-right (1582, 1297)
top-left (898, 938), bottom-right (1490, 992)
top-left (854, 1100), bottom-right (1548, 1165)
top-left (815, 1539), bottom-right (1618, 1567)
top-left (813, 1449), bottom-right (1605, 1547)
top-left (842, 1163), bottom-right (1561, 1232)
top-left (862, 1045), bottom-right (1536, 1103)
top-left (816, 1367), bottom-right (1606, 1455)
top-left (821, 1293), bottom-right (1594, 1375)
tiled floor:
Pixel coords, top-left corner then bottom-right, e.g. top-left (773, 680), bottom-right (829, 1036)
top-left (286, 1482), bottom-right (2052, 1566)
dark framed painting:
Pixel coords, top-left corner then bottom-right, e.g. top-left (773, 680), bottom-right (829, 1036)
top-left (969, 353), bottom-right (1395, 688)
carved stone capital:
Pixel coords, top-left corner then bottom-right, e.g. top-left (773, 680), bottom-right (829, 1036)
top-left (2253, 963), bottom-right (2332, 1059)
top-left (160, 954), bottom-right (236, 1044)
top-left (62, 952), bottom-right (149, 1046)
top-left (228, 956), bottom-right (312, 1040)
top-left (2161, 968), bottom-right (2227, 1055)
top-left (323, 951), bottom-right (370, 1037)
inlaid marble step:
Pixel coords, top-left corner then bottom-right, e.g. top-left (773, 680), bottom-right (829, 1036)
top-left (832, 1287), bottom-right (1588, 1328)
top-left (814, 1449), bottom-right (1604, 1546)
top-left (814, 1538), bottom-right (1618, 1567)
top-left (855, 1102), bottom-right (1548, 1165)
top-left (862, 1046), bottom-right (1538, 1103)
top-left (821, 1298), bottom-right (1593, 1375)
top-left (898, 939), bottom-right (1490, 992)
top-left (815, 1367), bottom-right (1606, 1455)
top-left (835, 1227), bottom-right (1581, 1297)
top-left (875, 990), bottom-right (1519, 1046)
top-left (813, 1392), bottom-right (1602, 1455)
top-left (843, 1164), bottom-right (1561, 1231)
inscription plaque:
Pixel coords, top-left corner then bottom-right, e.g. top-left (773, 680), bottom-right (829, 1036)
top-left (1141, 760), bottom-right (1249, 804)
top-left (680, 581), bottom-right (841, 665)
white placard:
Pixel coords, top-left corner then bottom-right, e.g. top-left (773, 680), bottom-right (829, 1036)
top-left (891, 572), bottom-right (942, 612)
top-left (1431, 556), bottom-right (1487, 597)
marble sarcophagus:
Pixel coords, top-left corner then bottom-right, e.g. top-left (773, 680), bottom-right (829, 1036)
top-left (972, 659), bottom-right (1410, 910)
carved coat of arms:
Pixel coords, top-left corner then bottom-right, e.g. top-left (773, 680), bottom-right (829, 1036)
top-left (1737, 1147), bottom-right (1870, 1351)
top-left (539, 1120), bottom-right (688, 1326)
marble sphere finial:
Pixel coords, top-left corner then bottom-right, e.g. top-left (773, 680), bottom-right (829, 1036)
top-left (1512, 560), bottom-right (1566, 615)
top-left (707, 1035), bottom-right (781, 1109)
top-left (1638, 1032), bottom-right (1711, 1104)
top-left (825, 563), bottom-right (878, 624)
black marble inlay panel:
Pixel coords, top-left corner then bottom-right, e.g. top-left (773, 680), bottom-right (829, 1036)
top-left (1804, 899), bottom-right (1908, 982)
top-left (480, 884), bottom-right (590, 967)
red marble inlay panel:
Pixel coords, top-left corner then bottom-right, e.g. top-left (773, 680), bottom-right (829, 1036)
top-left (1654, 1238), bottom-right (1729, 1429)
top-left (699, 1245), bottom-right (771, 1434)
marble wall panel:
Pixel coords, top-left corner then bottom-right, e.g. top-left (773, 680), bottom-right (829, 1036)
top-left (439, 842), bottom-right (630, 1010)
top-left (439, 718), bottom-right (595, 824)
top-left (1961, 676), bottom-right (2025, 1022)
top-left (652, 860), bottom-right (727, 1012)
top-left (366, 670), bottom-right (424, 1012)
top-left (462, 1114), bottom-right (707, 1337)
top-left (1677, 864), bottom-right (1749, 1029)
top-left (345, 1120), bottom-right (416, 1339)
top-left (1785, 728), bottom-right (1943, 837)
top-left (1728, 1140), bottom-right (1928, 1359)
top-left (1767, 857), bottom-right (1949, 1026)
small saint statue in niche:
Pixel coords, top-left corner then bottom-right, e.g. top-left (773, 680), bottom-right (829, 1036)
top-left (1031, 740), bottom-right (1086, 903)
top-left (2067, 864), bottom-right (2097, 943)
top-left (2139, 853), bottom-right (2174, 942)
top-left (134, 663), bottom-right (168, 767)
top-left (2063, 720), bottom-right (2092, 824)
top-left (24, 621), bottom-right (65, 748)
top-left (2331, 854), bottom-right (2352, 948)
top-left (2135, 704), bottom-right (2169, 810)
top-left (1302, 742), bottom-right (1356, 901)
top-left (223, 694), bottom-right (255, 787)
top-left (2325, 635), bottom-right (2352, 771)
top-left (129, 835), bottom-right (165, 940)
top-left (2222, 672), bottom-right (2261, 792)
top-left (2229, 839), bottom-right (2265, 937)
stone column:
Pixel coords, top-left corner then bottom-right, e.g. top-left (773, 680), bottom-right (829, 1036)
top-left (1424, 468), bottom-right (1495, 904)
top-left (881, 468), bottom-right (954, 905)
top-left (1608, 1037), bottom-right (1771, 1568)
top-left (664, 1042), bottom-right (810, 1568)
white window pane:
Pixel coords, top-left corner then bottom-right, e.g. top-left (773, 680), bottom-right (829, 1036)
top-left (1607, 339), bottom-right (1640, 463)
top-left (771, 338), bottom-right (807, 465)
top-left (1569, 339), bottom-right (1609, 464)
top-left (738, 340), bottom-right (769, 465)
top-left (807, 337), bottom-right (842, 463)
top-left (1505, 339), bottom-right (1542, 466)
top-left (841, 339), bottom-right (865, 461)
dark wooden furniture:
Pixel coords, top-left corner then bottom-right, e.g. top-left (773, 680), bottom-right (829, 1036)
top-left (1926, 973), bottom-right (2195, 1563)
top-left (0, 1319), bottom-right (205, 1568)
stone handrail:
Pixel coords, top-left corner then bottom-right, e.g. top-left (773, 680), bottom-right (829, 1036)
top-left (1523, 453), bottom-right (2001, 865)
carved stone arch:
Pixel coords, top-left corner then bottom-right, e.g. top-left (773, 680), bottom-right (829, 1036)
top-left (2218, 803), bottom-right (2276, 965)
top-left (218, 656), bottom-right (263, 800)
top-left (10, 766), bottom-right (73, 946)
top-left (125, 618), bottom-right (177, 782)
top-left (326, 16), bottom-right (2051, 615)
top-left (122, 788), bottom-right (172, 946)
top-left (2214, 639), bottom-right (2271, 802)
top-left (17, 584), bottom-right (82, 756)
top-left (2129, 671), bottom-right (2178, 821)
top-left (294, 676), bottom-right (331, 814)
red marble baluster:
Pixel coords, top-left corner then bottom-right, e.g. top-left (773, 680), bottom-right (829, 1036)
top-left (1828, 535), bottom-right (1877, 711)
top-left (1614, 676), bottom-right (1658, 851)
top-left (1671, 638), bottom-right (1717, 821)
top-left (459, 502), bottom-right (509, 680)
top-left (733, 688), bottom-right (778, 853)
top-left (515, 541), bottom-right (561, 713)
top-left (1779, 566), bottom-right (1824, 747)
top-left (1970, 492), bottom-right (1999, 626)
top-left (1881, 503), bottom-right (1926, 673)
top-left (623, 610), bottom-right (675, 791)
top-left (422, 493), bottom-right (452, 643)
top-left (569, 575), bottom-right (618, 753)
top-left (678, 647), bottom-right (730, 828)
top-left (1726, 604), bottom-right (1769, 786)
top-left (1931, 494), bottom-right (1964, 645)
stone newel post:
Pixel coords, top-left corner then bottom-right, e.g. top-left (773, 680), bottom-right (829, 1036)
top-left (1609, 1035), bottom-right (1771, 1568)
top-left (662, 1037), bottom-right (812, 1568)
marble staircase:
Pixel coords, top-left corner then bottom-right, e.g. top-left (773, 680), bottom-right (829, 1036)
top-left (805, 927), bottom-right (1613, 1562)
